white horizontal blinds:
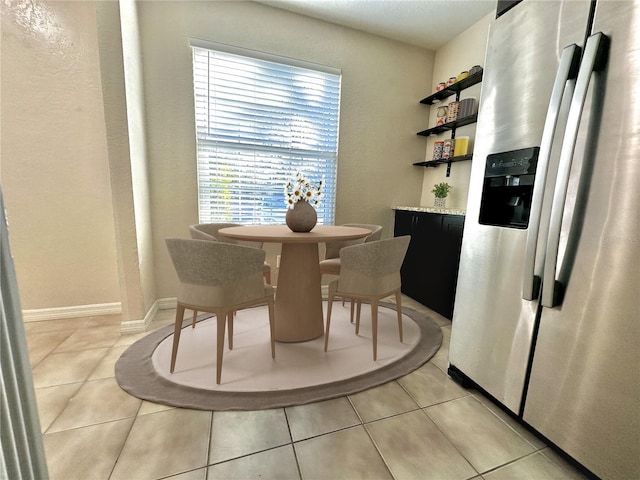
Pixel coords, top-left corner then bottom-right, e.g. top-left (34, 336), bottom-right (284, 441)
top-left (192, 45), bottom-right (340, 225)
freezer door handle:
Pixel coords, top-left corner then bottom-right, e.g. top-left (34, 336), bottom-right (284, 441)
top-left (522, 44), bottom-right (581, 301)
top-left (541, 32), bottom-right (609, 308)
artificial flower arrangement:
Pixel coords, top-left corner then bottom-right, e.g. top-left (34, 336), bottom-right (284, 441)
top-left (284, 171), bottom-right (324, 208)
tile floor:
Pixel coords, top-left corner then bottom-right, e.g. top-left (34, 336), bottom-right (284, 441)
top-left (25, 296), bottom-right (588, 480)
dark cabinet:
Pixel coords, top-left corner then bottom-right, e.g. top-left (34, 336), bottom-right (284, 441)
top-left (394, 210), bottom-right (465, 319)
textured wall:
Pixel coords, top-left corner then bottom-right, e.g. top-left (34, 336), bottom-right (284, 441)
top-left (136, 1), bottom-right (434, 298)
top-left (1, 0), bottom-right (120, 309)
top-left (118, 0), bottom-right (157, 314)
top-left (420, 12), bottom-right (494, 210)
top-left (0, 0), bottom-right (487, 311)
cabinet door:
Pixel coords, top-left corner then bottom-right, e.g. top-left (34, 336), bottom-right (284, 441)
top-left (395, 211), bottom-right (465, 319)
top-left (393, 210), bottom-right (415, 236)
top-left (397, 212), bottom-right (440, 307)
top-left (439, 216), bottom-right (465, 318)
top-left (395, 211), bottom-right (422, 300)
top-left (409, 214), bottom-right (443, 305)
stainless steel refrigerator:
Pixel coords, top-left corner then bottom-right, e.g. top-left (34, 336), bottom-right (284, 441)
top-left (448, 1), bottom-right (639, 478)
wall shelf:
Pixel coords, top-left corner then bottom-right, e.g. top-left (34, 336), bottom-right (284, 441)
top-left (413, 154), bottom-right (473, 167)
top-left (413, 154), bottom-right (474, 176)
top-left (415, 67), bottom-right (483, 177)
top-left (419, 69), bottom-right (483, 105)
top-left (417, 114), bottom-right (478, 137)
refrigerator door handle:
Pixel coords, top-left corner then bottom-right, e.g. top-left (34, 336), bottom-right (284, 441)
top-left (541, 32), bottom-right (609, 308)
top-left (522, 44), bottom-right (581, 301)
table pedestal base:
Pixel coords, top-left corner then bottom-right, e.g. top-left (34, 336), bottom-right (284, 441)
top-left (275, 243), bottom-right (324, 342)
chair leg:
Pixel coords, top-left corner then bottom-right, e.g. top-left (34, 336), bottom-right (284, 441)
top-left (355, 300), bottom-right (362, 335)
top-left (267, 296), bottom-right (276, 358)
top-left (371, 299), bottom-right (379, 361)
top-left (170, 304), bottom-right (186, 373)
top-left (215, 310), bottom-right (227, 385)
top-left (227, 312), bottom-right (234, 350)
top-left (350, 298), bottom-right (355, 323)
top-left (395, 290), bottom-right (403, 343)
top-left (191, 310), bottom-right (198, 328)
top-left (324, 293), bottom-right (335, 352)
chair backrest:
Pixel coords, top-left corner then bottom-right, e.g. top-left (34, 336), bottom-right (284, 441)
top-left (336, 235), bottom-right (411, 296)
top-left (189, 223), bottom-right (263, 249)
top-left (324, 224), bottom-right (384, 259)
top-left (189, 224), bottom-right (219, 242)
top-left (166, 237), bottom-right (266, 307)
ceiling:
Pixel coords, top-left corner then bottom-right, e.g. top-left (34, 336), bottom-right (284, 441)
top-left (258, 0), bottom-right (496, 50)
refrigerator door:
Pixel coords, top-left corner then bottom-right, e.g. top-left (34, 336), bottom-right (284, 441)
top-left (523, 2), bottom-right (640, 479)
top-left (448, 0), bottom-right (592, 414)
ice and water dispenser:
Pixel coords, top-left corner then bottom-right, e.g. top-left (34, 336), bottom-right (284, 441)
top-left (479, 147), bottom-right (539, 229)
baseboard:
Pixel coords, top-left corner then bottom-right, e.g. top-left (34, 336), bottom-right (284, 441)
top-left (156, 297), bottom-right (177, 310)
top-left (22, 302), bottom-right (122, 322)
top-left (21, 293), bottom-right (294, 329)
top-left (120, 300), bottom-right (160, 334)
top-left (120, 297), bottom-right (180, 334)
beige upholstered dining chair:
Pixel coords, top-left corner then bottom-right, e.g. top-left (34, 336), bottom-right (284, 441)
top-left (320, 224), bottom-right (383, 321)
top-left (324, 235), bottom-right (411, 361)
top-left (189, 223), bottom-right (272, 284)
top-left (319, 223), bottom-right (383, 277)
top-left (188, 223), bottom-right (272, 329)
top-left (165, 237), bottom-right (275, 384)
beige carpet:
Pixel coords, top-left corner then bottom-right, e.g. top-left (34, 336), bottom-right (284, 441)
top-left (116, 302), bottom-right (442, 410)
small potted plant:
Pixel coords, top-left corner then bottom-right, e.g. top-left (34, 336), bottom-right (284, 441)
top-left (432, 182), bottom-right (452, 208)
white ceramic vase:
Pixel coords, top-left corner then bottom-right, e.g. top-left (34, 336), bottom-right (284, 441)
top-left (434, 197), bottom-right (447, 208)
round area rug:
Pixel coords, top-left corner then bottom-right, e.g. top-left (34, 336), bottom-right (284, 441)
top-left (115, 302), bottom-right (442, 411)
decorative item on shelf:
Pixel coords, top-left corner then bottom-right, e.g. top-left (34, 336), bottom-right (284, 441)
top-left (447, 101), bottom-right (459, 122)
top-left (284, 171), bottom-right (323, 232)
top-left (433, 140), bottom-right (445, 160)
top-left (443, 139), bottom-right (455, 159)
top-left (436, 105), bottom-right (448, 126)
top-left (457, 71), bottom-right (469, 81)
top-left (459, 98), bottom-right (477, 118)
top-left (436, 82), bottom-right (447, 92)
top-left (447, 76), bottom-right (457, 86)
top-left (454, 136), bottom-right (469, 156)
top-left (432, 182), bottom-right (452, 208)
top-left (469, 65), bottom-right (482, 75)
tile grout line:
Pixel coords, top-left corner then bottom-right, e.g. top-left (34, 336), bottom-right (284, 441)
top-left (420, 399), bottom-right (481, 478)
top-left (202, 410), bottom-right (215, 480)
top-left (282, 407), bottom-right (304, 480)
top-left (106, 404), bottom-right (139, 480)
top-left (26, 328), bottom-right (77, 370)
top-left (32, 302), bottom-right (586, 480)
top-left (360, 419), bottom-right (398, 480)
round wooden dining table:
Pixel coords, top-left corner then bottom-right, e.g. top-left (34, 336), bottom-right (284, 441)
top-left (217, 225), bottom-right (371, 342)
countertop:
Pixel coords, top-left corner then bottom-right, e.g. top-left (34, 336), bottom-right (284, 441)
top-left (393, 205), bottom-right (466, 216)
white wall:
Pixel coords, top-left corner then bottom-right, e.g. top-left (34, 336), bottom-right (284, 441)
top-left (0, 0), bottom-right (490, 314)
top-left (136, 1), bottom-right (434, 298)
top-left (118, 0), bottom-right (157, 314)
top-left (1, 1), bottom-right (121, 311)
top-left (420, 12), bottom-right (494, 210)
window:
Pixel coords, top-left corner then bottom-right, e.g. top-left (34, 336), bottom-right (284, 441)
top-left (191, 41), bottom-right (341, 225)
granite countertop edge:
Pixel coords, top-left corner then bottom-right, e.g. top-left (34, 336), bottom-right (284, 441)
top-left (392, 205), bottom-right (466, 216)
